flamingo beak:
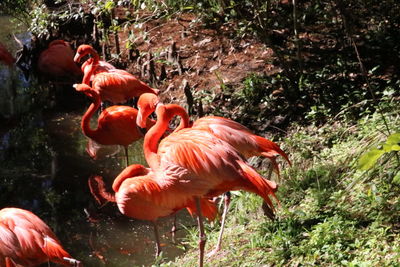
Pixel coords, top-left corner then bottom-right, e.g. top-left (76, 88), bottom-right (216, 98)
top-left (136, 110), bottom-right (147, 129)
top-left (73, 53), bottom-right (81, 63)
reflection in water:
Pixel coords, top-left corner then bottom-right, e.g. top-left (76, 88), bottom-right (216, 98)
top-left (0, 95), bottom-right (192, 266)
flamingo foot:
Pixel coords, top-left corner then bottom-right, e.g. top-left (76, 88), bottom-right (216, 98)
top-left (206, 245), bottom-right (221, 258)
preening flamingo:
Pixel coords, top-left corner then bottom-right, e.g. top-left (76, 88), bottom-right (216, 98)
top-left (73, 44), bottom-right (159, 104)
top-left (74, 83), bottom-right (156, 166)
top-left (88, 164), bottom-right (218, 256)
top-left (0, 207), bottom-right (81, 267)
top-left (137, 102), bottom-right (278, 266)
top-left (137, 93), bottom-right (290, 254)
top-left (37, 40), bottom-right (82, 80)
top-left (0, 42), bottom-right (16, 66)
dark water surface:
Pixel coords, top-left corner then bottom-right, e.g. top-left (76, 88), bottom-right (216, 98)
top-left (0, 16), bottom-right (191, 267)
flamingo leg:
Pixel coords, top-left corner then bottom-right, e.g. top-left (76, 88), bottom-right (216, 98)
top-left (207, 191), bottom-right (231, 257)
top-left (152, 220), bottom-right (162, 257)
top-left (195, 197), bottom-right (206, 267)
top-left (262, 162), bottom-right (276, 220)
top-left (171, 214), bottom-right (177, 242)
top-left (124, 146), bottom-right (129, 167)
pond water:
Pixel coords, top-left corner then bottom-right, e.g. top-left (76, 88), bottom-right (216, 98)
top-left (0, 16), bottom-right (192, 266)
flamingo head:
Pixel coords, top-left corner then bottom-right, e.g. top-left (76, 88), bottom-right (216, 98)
top-left (136, 93), bottom-right (160, 128)
top-left (74, 44), bottom-right (95, 63)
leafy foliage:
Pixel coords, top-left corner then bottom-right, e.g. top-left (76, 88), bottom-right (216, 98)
top-left (358, 133), bottom-right (400, 170)
top-left (173, 106), bottom-right (400, 266)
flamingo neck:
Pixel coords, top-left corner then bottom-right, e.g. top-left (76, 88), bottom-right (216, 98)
top-left (82, 49), bottom-right (100, 84)
top-left (144, 104), bottom-right (189, 170)
top-left (81, 92), bottom-right (101, 141)
top-left (112, 164), bottom-right (149, 192)
top-left (173, 105), bottom-right (191, 132)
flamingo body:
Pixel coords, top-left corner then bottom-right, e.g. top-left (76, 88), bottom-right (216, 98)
top-left (0, 42), bottom-right (15, 66)
top-left (94, 105), bottom-right (143, 146)
top-left (91, 69), bottom-right (159, 104)
top-left (37, 40), bottom-right (82, 79)
top-left (89, 165), bottom-right (218, 221)
top-left (0, 208), bottom-right (79, 267)
top-left (155, 128), bottom-right (278, 202)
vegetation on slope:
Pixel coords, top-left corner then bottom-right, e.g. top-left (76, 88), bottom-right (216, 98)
top-left (168, 100), bottom-right (400, 266)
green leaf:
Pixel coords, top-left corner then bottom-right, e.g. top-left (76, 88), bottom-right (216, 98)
top-left (383, 143), bottom-right (400, 152)
top-left (386, 133), bottom-right (400, 145)
top-left (358, 148), bottom-right (385, 170)
top-left (392, 172), bottom-right (400, 185)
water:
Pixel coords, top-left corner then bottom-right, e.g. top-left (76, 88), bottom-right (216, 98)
top-left (0, 16), bottom-right (191, 266)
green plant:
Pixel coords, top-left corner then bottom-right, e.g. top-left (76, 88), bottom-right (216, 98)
top-left (358, 133), bottom-right (400, 183)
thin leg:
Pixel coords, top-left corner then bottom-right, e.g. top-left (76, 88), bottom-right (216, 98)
top-left (208, 191), bottom-right (231, 257)
top-left (195, 197), bottom-right (206, 267)
top-left (171, 214), bottom-right (177, 242)
top-left (152, 220), bottom-right (161, 257)
top-left (124, 146), bottom-right (129, 167)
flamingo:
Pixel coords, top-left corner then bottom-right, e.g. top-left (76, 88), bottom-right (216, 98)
top-left (0, 42), bottom-right (15, 66)
top-left (88, 164), bottom-right (218, 257)
top-left (73, 44), bottom-right (159, 104)
top-left (136, 93), bottom-right (290, 254)
top-left (37, 40), bottom-right (82, 80)
top-left (74, 83), bottom-right (156, 166)
top-left (0, 207), bottom-right (81, 267)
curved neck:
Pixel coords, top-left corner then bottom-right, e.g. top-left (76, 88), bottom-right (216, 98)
top-left (82, 48), bottom-right (100, 84)
top-left (112, 165), bottom-right (149, 192)
top-left (144, 104), bottom-right (190, 170)
top-left (173, 105), bottom-right (191, 132)
top-left (81, 92), bottom-right (101, 140)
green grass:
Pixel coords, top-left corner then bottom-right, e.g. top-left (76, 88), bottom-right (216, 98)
top-left (157, 103), bottom-right (400, 266)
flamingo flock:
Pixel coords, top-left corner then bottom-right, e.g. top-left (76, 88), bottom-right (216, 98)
top-left (0, 41), bottom-right (290, 266)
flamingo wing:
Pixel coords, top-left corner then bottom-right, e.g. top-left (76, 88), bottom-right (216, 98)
top-left (193, 116), bottom-right (291, 169)
top-left (156, 128), bottom-right (278, 207)
top-left (92, 70), bottom-right (158, 103)
top-left (0, 208), bottom-right (71, 266)
top-left (98, 106), bottom-right (142, 146)
top-left (157, 129), bottom-right (251, 192)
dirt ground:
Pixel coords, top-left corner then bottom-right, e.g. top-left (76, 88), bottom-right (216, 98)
top-left (112, 13), bottom-right (278, 112)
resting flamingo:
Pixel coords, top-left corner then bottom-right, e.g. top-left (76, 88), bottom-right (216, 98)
top-left (73, 44), bottom-right (159, 104)
top-left (37, 40), bottom-right (82, 80)
top-left (74, 83), bottom-right (156, 166)
top-left (0, 42), bottom-right (16, 66)
top-left (136, 93), bottom-right (290, 254)
top-left (0, 207), bottom-right (81, 267)
top-left (88, 164), bottom-right (218, 257)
